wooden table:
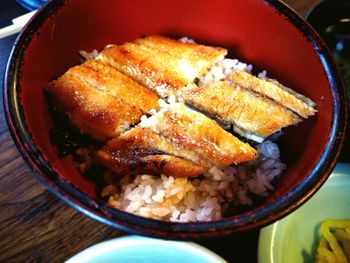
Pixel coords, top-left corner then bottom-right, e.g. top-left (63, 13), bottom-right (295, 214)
top-left (0, 0), bottom-right (331, 262)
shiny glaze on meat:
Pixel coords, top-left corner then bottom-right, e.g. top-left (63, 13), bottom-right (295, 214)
top-left (95, 126), bottom-right (209, 177)
top-left (228, 71), bottom-right (316, 118)
top-left (180, 81), bottom-right (301, 142)
top-left (46, 60), bottom-right (159, 141)
top-left (98, 36), bottom-right (227, 97)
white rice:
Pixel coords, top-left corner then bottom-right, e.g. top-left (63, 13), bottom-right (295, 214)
top-left (198, 58), bottom-right (253, 86)
top-left (103, 140), bottom-right (286, 222)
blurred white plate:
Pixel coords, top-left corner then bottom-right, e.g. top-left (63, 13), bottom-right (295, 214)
top-left (65, 235), bottom-right (227, 263)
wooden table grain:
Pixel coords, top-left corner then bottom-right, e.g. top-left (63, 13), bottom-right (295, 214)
top-left (0, 1), bottom-right (324, 262)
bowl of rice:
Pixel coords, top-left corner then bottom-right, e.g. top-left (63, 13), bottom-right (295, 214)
top-left (4, 0), bottom-right (348, 238)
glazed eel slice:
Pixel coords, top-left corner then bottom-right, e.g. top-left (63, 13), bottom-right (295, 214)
top-left (179, 81), bottom-right (302, 143)
top-left (95, 126), bottom-right (209, 178)
top-left (228, 70), bottom-right (316, 118)
top-left (134, 34), bottom-right (227, 78)
top-left (74, 59), bottom-right (159, 115)
top-left (46, 59), bottom-right (159, 142)
top-left (97, 35), bottom-right (227, 97)
top-left (139, 102), bottom-right (258, 166)
top-left (95, 102), bottom-right (257, 177)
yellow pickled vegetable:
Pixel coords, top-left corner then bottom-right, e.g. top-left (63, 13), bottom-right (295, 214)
top-left (315, 220), bottom-right (350, 263)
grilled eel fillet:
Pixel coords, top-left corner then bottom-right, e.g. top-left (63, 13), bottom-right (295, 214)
top-left (95, 103), bottom-right (257, 177)
top-left (228, 71), bottom-right (316, 118)
top-left (179, 81), bottom-right (302, 142)
top-left (140, 102), bottom-right (257, 166)
top-left (95, 127), bottom-right (209, 178)
top-left (46, 60), bottom-right (159, 142)
top-left (97, 35), bottom-right (227, 97)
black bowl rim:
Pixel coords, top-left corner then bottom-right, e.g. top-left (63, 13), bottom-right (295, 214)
top-left (3, 0), bottom-right (348, 238)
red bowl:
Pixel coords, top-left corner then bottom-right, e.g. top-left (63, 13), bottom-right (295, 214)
top-left (4, 0), bottom-right (348, 238)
